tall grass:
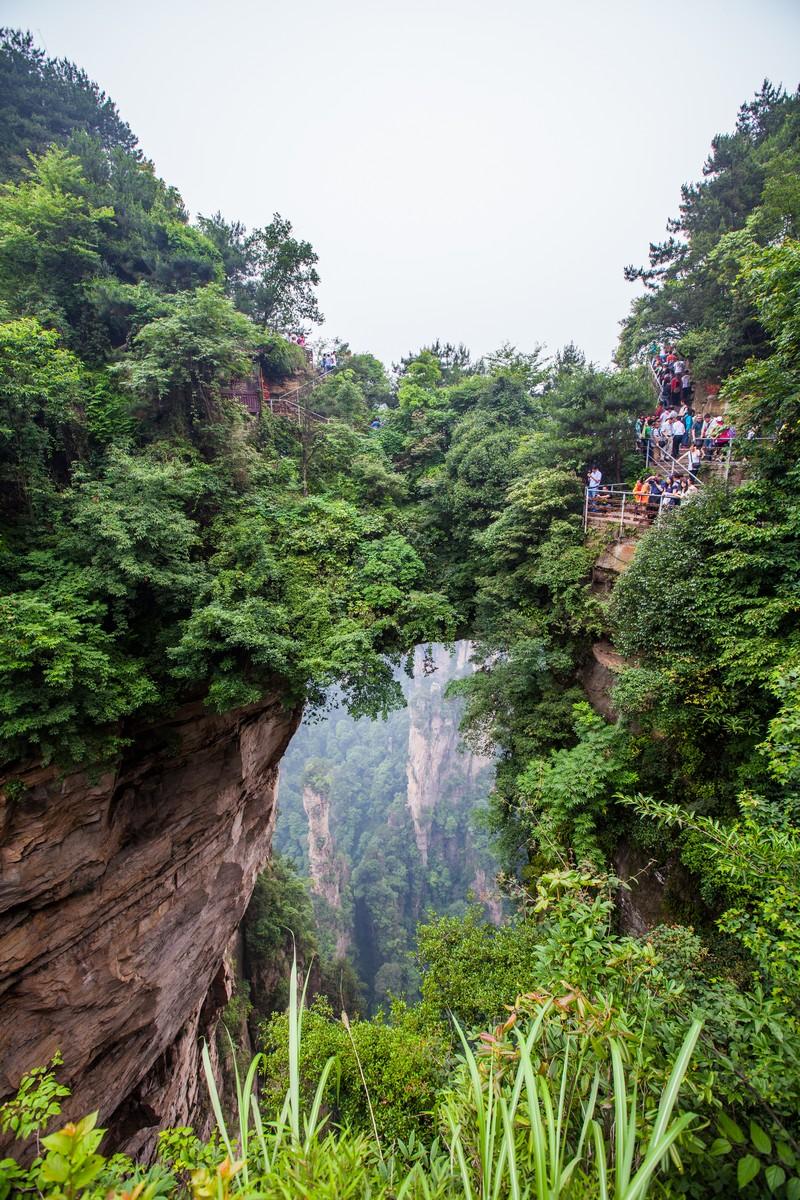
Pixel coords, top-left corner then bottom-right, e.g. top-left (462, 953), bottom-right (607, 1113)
top-left (200, 954), bottom-right (701, 1198)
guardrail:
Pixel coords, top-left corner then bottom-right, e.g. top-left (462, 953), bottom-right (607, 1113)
top-left (583, 485), bottom-right (698, 534)
top-left (643, 433), bottom-right (772, 483)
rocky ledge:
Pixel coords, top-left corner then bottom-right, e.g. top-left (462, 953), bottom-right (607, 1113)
top-left (0, 694), bottom-right (300, 1158)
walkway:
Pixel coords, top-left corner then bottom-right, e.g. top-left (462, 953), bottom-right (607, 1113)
top-left (221, 367), bottom-right (330, 425)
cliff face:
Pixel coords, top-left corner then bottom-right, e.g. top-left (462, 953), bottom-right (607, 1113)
top-left (302, 781), bottom-right (349, 957)
top-left (0, 694), bottom-right (300, 1158)
top-left (405, 642), bottom-right (493, 866)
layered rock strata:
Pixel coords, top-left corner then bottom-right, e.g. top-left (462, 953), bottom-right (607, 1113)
top-left (0, 694), bottom-right (300, 1157)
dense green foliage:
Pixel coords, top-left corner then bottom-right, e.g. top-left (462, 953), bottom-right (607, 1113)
top-left (0, 38), bottom-right (454, 770)
top-left (3, 37), bottom-right (800, 1200)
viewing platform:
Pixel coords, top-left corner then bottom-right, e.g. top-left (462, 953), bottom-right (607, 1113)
top-left (221, 367), bottom-right (330, 425)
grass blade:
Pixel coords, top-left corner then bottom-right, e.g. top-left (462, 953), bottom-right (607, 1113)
top-left (593, 1120), bottom-right (609, 1200)
top-left (201, 1041), bottom-right (235, 1164)
top-left (648, 1020), bottom-right (702, 1150)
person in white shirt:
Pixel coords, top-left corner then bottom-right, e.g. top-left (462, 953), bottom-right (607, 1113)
top-left (587, 467), bottom-right (602, 508)
top-left (671, 417), bottom-right (685, 459)
top-left (704, 415), bottom-right (723, 457)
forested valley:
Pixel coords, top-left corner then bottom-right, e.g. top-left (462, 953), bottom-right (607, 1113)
top-left (1, 29), bottom-right (800, 1200)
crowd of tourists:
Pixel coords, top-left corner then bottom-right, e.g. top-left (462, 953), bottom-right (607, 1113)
top-left (637, 343), bottom-right (748, 470)
top-left (586, 464), bottom-right (699, 520)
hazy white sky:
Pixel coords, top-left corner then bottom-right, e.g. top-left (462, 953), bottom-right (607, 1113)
top-left (3, 0), bottom-right (799, 366)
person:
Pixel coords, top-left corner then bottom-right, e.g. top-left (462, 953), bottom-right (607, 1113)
top-left (663, 478), bottom-right (680, 508)
top-left (671, 414), bottom-right (685, 459)
top-left (596, 484), bottom-right (612, 512)
top-left (661, 376), bottom-right (672, 404)
top-left (681, 370), bottom-right (691, 403)
top-left (633, 477), bottom-right (649, 512)
top-left (716, 423), bottom-right (735, 456)
top-left (634, 415), bottom-right (644, 453)
top-left (682, 407), bottom-right (694, 447)
top-left (673, 357), bottom-right (686, 377)
top-left (670, 374), bottom-right (682, 405)
top-left (688, 444), bottom-right (702, 474)
top-left (587, 466), bottom-right (602, 508)
top-left (705, 414), bottom-right (723, 456)
top-left (646, 475), bottom-right (663, 521)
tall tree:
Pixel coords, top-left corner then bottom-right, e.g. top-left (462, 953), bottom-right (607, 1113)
top-left (0, 29), bottom-right (138, 180)
top-left (199, 210), bottom-right (322, 333)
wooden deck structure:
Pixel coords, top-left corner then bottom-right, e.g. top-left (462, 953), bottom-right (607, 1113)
top-left (221, 366), bottom-right (330, 425)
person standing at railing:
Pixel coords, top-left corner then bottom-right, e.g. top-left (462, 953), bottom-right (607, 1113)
top-left (646, 475), bottom-right (663, 520)
top-left (682, 407), bottom-right (694, 448)
top-left (633, 478), bottom-right (649, 510)
top-left (670, 415), bottom-right (685, 459)
top-left (635, 415), bottom-right (645, 454)
top-left (704, 414), bottom-right (723, 457)
top-left (716, 423), bottom-right (735, 454)
top-left (587, 466), bottom-right (602, 509)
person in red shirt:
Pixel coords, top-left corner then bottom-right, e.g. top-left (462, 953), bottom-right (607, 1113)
top-left (670, 375), bottom-right (682, 401)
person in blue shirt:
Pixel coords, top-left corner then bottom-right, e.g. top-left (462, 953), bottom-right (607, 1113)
top-left (682, 408), bottom-right (694, 447)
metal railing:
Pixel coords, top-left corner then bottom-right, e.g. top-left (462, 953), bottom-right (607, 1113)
top-left (643, 432), bottom-right (772, 484)
top-left (266, 373), bottom-right (331, 425)
top-left (583, 485), bottom-right (698, 534)
top-left (643, 438), bottom-right (703, 484)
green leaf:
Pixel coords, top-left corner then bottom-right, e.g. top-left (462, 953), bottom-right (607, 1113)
top-left (40, 1154), bottom-right (69, 1183)
top-left (786, 1178), bottom-right (800, 1200)
top-left (777, 1142), bottom-right (797, 1168)
top-left (718, 1114), bottom-right (746, 1145)
top-left (738, 1155), bottom-right (761, 1189)
top-left (765, 1165), bottom-right (786, 1194)
top-left (710, 1137), bottom-right (732, 1156)
top-left (750, 1122), bottom-right (772, 1155)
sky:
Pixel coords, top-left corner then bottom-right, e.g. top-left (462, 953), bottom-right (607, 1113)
top-left (3, 0), bottom-right (799, 368)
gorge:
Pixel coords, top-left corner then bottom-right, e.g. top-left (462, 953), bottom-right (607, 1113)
top-left (1, 30), bottom-right (800, 1199)
top-left (273, 641), bottom-right (499, 1010)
